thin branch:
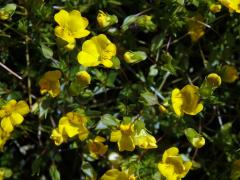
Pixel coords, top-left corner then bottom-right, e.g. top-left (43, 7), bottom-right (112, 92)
top-left (0, 62), bottom-right (23, 80)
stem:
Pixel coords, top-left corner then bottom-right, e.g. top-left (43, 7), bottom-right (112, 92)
top-left (0, 62), bottom-right (22, 80)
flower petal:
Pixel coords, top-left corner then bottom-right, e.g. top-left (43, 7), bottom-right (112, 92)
top-left (54, 10), bottom-right (69, 26)
top-left (118, 135), bottom-right (135, 151)
top-left (171, 88), bottom-right (184, 116)
top-left (10, 112), bottom-right (24, 125)
top-left (15, 100), bottom-right (30, 116)
top-left (1, 117), bottom-right (14, 132)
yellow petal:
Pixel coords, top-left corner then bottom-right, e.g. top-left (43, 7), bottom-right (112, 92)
top-left (1, 117), bottom-right (14, 132)
top-left (110, 130), bottom-right (121, 142)
top-left (101, 59), bottom-right (113, 68)
top-left (158, 163), bottom-right (178, 180)
top-left (63, 125), bottom-right (79, 138)
top-left (78, 126), bottom-right (89, 141)
top-left (162, 147), bottom-right (179, 162)
top-left (54, 10), bottom-right (69, 26)
top-left (100, 169), bottom-right (122, 180)
top-left (44, 70), bottom-right (62, 81)
top-left (15, 100), bottom-right (30, 116)
top-left (10, 112), bottom-right (24, 125)
top-left (95, 136), bottom-right (106, 143)
top-left (171, 88), bottom-right (184, 116)
top-left (77, 51), bottom-right (99, 67)
top-left (50, 128), bottom-right (64, 146)
top-left (118, 135), bottom-right (135, 152)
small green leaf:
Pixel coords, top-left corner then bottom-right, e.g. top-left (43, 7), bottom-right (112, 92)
top-left (41, 43), bottom-right (53, 59)
top-left (139, 91), bottom-right (159, 106)
top-left (121, 14), bottom-right (138, 31)
top-left (96, 114), bottom-right (120, 130)
top-left (81, 161), bottom-right (97, 180)
top-left (49, 164), bottom-right (61, 180)
top-left (111, 56), bottom-right (121, 69)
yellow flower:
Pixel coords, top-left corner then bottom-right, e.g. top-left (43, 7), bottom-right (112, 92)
top-left (54, 9), bottom-right (90, 50)
top-left (218, 0), bottom-right (240, 13)
top-left (210, 4), bottom-right (222, 13)
top-left (76, 71), bottom-right (91, 85)
top-left (158, 147), bottom-right (192, 180)
top-left (206, 73), bottom-right (222, 88)
top-left (59, 112), bottom-right (89, 140)
top-left (134, 129), bottom-right (157, 149)
top-left (100, 169), bottom-right (136, 180)
top-left (77, 34), bottom-right (117, 68)
top-left (39, 70), bottom-right (62, 97)
top-left (221, 65), bottom-right (238, 83)
top-left (50, 112), bottom-right (89, 145)
top-left (110, 123), bottom-right (135, 152)
top-left (188, 15), bottom-right (205, 42)
top-left (97, 10), bottom-right (118, 28)
top-left (50, 125), bottom-right (67, 146)
top-left (88, 136), bottom-right (108, 158)
top-left (0, 100), bottom-right (30, 133)
top-left (171, 85), bottom-right (203, 116)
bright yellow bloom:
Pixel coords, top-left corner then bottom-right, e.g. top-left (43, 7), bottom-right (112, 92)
top-left (76, 71), bottom-right (91, 85)
top-left (206, 73), bottom-right (222, 88)
top-left (88, 136), bottom-right (108, 158)
top-left (221, 65), bottom-right (238, 83)
top-left (50, 125), bottom-right (67, 146)
top-left (110, 123), bottom-right (135, 152)
top-left (97, 10), bottom-right (118, 28)
top-left (158, 147), bottom-right (192, 180)
top-left (77, 34), bottom-right (117, 68)
top-left (210, 4), bottom-right (222, 13)
top-left (54, 9), bottom-right (90, 50)
top-left (39, 70), bottom-right (62, 97)
top-left (134, 129), bottom-right (157, 149)
top-left (100, 169), bottom-right (136, 180)
top-left (188, 15), bottom-right (205, 42)
top-left (219, 0), bottom-right (240, 13)
top-left (50, 112), bottom-right (89, 146)
top-left (171, 85), bottom-right (203, 116)
top-left (0, 100), bottom-right (30, 133)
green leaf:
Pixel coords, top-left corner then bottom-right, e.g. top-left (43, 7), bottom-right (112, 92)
top-left (96, 114), bottom-right (120, 130)
top-left (139, 91), bottom-right (159, 106)
top-left (121, 14), bottom-right (138, 32)
top-left (111, 56), bottom-right (121, 69)
top-left (150, 33), bottom-right (165, 53)
top-left (49, 164), bottom-right (61, 180)
top-left (41, 43), bottom-right (53, 59)
top-left (2, 3), bottom-right (17, 16)
top-left (81, 161), bottom-right (96, 180)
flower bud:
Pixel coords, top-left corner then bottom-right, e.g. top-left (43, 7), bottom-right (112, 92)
top-left (136, 15), bottom-right (157, 32)
top-left (210, 4), bottom-right (222, 13)
top-left (159, 105), bottom-right (168, 114)
top-left (185, 128), bottom-right (205, 148)
top-left (206, 73), bottom-right (221, 88)
top-left (123, 51), bottom-right (147, 64)
top-left (97, 10), bottom-right (118, 28)
top-left (221, 65), bottom-right (238, 83)
top-left (76, 71), bottom-right (91, 86)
